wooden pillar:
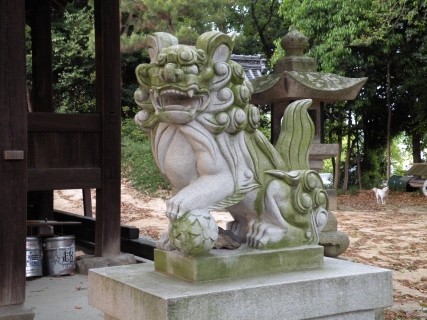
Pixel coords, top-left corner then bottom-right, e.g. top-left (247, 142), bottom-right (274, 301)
top-left (0, 1), bottom-right (27, 306)
top-left (94, 0), bottom-right (122, 256)
top-left (83, 188), bottom-right (93, 217)
top-left (28, 0), bottom-right (54, 220)
top-left (30, 0), bottom-right (53, 113)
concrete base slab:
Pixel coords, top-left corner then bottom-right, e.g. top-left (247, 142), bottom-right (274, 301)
top-left (25, 274), bottom-right (103, 319)
top-left (77, 253), bottom-right (136, 275)
top-left (89, 258), bottom-right (393, 320)
top-left (0, 305), bottom-right (34, 320)
top-left (154, 245), bottom-right (324, 282)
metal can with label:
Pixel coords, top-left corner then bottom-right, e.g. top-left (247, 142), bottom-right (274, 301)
top-left (26, 237), bottom-right (43, 277)
top-left (43, 236), bottom-right (76, 276)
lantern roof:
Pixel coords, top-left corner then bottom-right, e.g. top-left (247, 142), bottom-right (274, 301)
top-left (251, 29), bottom-right (367, 104)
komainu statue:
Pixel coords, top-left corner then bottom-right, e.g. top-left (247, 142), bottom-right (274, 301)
top-left (134, 31), bottom-right (328, 256)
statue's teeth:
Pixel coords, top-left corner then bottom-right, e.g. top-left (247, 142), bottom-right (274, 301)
top-left (187, 89), bottom-right (194, 98)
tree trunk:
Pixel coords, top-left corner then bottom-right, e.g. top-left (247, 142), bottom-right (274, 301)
top-left (411, 132), bottom-right (422, 163)
top-left (334, 137), bottom-right (342, 189)
top-left (356, 136), bottom-right (363, 189)
top-left (342, 140), bottom-right (350, 190)
top-left (386, 62), bottom-right (392, 180)
top-left (342, 110), bottom-right (354, 190)
top-left (329, 128), bottom-right (336, 178)
top-left (343, 137), bottom-right (358, 190)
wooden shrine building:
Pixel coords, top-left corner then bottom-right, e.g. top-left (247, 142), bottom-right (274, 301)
top-left (1, 0), bottom-right (121, 317)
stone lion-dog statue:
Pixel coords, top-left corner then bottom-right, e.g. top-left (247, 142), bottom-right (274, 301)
top-left (134, 31), bottom-right (328, 256)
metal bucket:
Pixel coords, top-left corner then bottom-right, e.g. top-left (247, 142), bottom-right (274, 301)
top-left (26, 237), bottom-right (43, 277)
top-left (43, 236), bottom-right (76, 276)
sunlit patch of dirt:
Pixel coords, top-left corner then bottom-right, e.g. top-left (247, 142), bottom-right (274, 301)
top-left (336, 190), bottom-right (427, 320)
top-left (55, 185), bottom-right (427, 319)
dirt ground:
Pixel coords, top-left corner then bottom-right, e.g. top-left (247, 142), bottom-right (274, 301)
top-left (337, 190), bottom-right (427, 320)
top-left (54, 181), bottom-right (427, 320)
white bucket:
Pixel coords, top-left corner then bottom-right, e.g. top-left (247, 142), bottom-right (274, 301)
top-left (43, 236), bottom-right (76, 276)
top-left (26, 237), bottom-right (43, 277)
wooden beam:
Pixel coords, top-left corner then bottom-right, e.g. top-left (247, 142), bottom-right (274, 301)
top-left (28, 113), bottom-right (102, 132)
top-left (94, 0), bottom-right (122, 257)
top-left (54, 211), bottom-right (140, 241)
top-left (121, 238), bottom-right (156, 261)
top-left (54, 211), bottom-right (155, 261)
top-left (0, 1), bottom-right (27, 306)
top-left (28, 131), bottom-right (100, 169)
top-left (28, 168), bottom-right (102, 190)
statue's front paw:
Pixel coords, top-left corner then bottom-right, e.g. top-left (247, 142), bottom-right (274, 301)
top-left (165, 195), bottom-right (188, 220)
top-left (246, 220), bottom-right (286, 249)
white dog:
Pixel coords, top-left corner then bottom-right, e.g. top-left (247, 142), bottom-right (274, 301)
top-left (372, 187), bottom-right (389, 204)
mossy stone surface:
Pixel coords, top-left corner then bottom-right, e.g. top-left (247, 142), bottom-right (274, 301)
top-left (154, 245), bottom-right (324, 282)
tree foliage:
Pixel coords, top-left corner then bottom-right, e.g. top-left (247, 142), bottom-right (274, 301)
top-left (278, 0), bottom-right (427, 188)
top-left (118, 0), bottom-right (288, 115)
top-left (226, 0), bottom-right (288, 59)
top-left (119, 0), bottom-right (236, 116)
top-left (120, 0), bottom-right (232, 50)
top-left (51, 2), bottom-right (96, 113)
top-left (120, 0), bottom-right (287, 59)
top-left (39, 0), bottom-right (286, 116)
top-left (27, 0), bottom-right (427, 190)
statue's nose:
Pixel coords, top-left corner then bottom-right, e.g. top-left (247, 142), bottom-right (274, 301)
top-left (161, 63), bottom-right (183, 83)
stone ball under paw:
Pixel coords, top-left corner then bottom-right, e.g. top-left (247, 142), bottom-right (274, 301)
top-left (169, 210), bottom-right (218, 256)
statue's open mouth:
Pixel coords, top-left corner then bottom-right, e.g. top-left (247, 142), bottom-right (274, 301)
top-left (151, 87), bottom-right (209, 124)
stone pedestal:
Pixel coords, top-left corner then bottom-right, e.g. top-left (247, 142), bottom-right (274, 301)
top-left (89, 258), bottom-right (392, 320)
top-left (326, 189), bottom-right (337, 210)
top-left (77, 253), bottom-right (137, 275)
top-left (320, 209), bottom-right (350, 257)
top-left (309, 143), bottom-right (340, 172)
top-left (0, 305), bottom-right (34, 320)
top-left (155, 246), bottom-right (324, 282)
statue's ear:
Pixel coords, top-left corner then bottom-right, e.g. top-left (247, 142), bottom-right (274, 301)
top-left (196, 31), bottom-right (234, 63)
top-left (144, 32), bottom-right (178, 62)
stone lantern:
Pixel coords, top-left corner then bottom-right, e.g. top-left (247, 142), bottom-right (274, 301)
top-left (251, 29), bottom-right (367, 257)
top-left (252, 29), bottom-right (367, 170)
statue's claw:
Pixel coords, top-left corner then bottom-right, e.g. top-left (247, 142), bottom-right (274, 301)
top-left (165, 210), bottom-right (175, 220)
top-left (246, 219), bottom-right (286, 249)
top-left (166, 195), bottom-right (188, 220)
top-left (157, 232), bottom-right (175, 251)
top-left (247, 220), bottom-right (267, 248)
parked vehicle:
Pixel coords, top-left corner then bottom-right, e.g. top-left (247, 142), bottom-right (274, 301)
top-left (319, 173), bottom-right (333, 189)
top-left (388, 163), bottom-right (427, 194)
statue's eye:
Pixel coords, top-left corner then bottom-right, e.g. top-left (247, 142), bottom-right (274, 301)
top-left (182, 65), bottom-right (199, 75)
